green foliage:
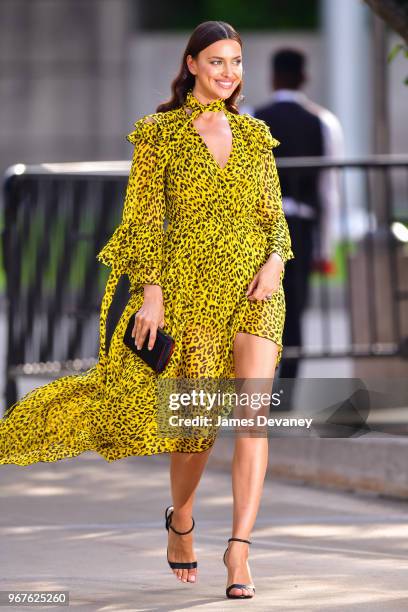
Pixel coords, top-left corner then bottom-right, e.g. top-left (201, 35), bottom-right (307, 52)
top-left (138, 0), bottom-right (319, 31)
top-left (388, 42), bottom-right (408, 61)
top-left (387, 42), bottom-right (408, 85)
top-left (310, 241), bottom-right (355, 287)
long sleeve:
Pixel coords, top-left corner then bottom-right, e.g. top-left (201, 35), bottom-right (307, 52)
top-left (256, 126), bottom-right (295, 266)
top-left (96, 115), bottom-right (167, 293)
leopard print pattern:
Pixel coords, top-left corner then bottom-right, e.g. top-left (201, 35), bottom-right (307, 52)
top-left (0, 90), bottom-right (294, 465)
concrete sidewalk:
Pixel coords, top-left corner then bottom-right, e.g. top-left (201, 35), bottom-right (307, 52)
top-left (1, 450), bottom-right (408, 611)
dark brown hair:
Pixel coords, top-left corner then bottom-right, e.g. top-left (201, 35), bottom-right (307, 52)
top-left (272, 48), bottom-right (305, 89)
top-left (156, 21), bottom-right (243, 115)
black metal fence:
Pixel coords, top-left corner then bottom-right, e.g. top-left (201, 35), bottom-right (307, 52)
top-left (277, 155), bottom-right (408, 362)
top-left (2, 156), bottom-right (408, 407)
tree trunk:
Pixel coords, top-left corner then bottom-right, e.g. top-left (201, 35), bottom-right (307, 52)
top-left (363, 0), bottom-right (408, 42)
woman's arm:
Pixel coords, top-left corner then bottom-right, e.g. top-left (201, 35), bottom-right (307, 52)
top-left (246, 122), bottom-right (295, 301)
top-left (257, 142), bottom-right (295, 268)
top-left (96, 115), bottom-right (166, 293)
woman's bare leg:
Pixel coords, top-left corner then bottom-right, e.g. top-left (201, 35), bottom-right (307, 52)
top-left (168, 448), bottom-right (212, 583)
top-left (224, 331), bottom-right (279, 597)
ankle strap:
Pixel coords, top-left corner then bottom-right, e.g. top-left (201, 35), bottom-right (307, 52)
top-left (228, 537), bottom-right (252, 545)
top-left (169, 516), bottom-right (195, 535)
top-left (167, 509), bottom-right (195, 535)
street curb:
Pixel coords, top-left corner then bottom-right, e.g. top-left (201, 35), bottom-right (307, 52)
top-left (207, 435), bottom-right (408, 500)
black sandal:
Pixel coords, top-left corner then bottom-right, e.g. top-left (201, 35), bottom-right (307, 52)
top-left (165, 505), bottom-right (198, 572)
top-left (223, 537), bottom-right (256, 599)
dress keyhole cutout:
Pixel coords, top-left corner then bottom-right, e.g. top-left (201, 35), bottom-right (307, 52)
top-left (184, 107), bottom-right (234, 171)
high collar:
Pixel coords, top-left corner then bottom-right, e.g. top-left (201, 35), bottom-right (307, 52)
top-left (183, 89), bottom-right (227, 120)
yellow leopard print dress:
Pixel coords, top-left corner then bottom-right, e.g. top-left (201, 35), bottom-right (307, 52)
top-left (0, 89), bottom-right (294, 465)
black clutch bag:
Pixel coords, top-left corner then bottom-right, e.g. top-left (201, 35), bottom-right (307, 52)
top-left (123, 313), bottom-right (175, 373)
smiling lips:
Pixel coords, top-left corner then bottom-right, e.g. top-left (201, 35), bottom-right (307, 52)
top-left (216, 80), bottom-right (234, 89)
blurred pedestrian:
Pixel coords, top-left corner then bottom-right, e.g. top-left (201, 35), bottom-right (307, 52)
top-left (249, 48), bottom-right (344, 393)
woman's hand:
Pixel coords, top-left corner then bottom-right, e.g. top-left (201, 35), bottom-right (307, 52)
top-left (132, 285), bottom-right (165, 350)
top-left (246, 253), bottom-right (284, 301)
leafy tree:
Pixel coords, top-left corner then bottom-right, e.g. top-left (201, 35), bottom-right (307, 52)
top-left (363, 0), bottom-right (408, 83)
top-left (363, 0), bottom-right (408, 42)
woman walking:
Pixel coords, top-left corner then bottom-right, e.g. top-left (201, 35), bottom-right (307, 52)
top-left (0, 21), bottom-right (294, 600)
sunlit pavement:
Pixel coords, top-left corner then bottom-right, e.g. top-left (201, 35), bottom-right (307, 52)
top-left (1, 451), bottom-right (408, 611)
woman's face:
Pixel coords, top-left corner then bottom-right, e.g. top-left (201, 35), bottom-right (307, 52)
top-left (187, 39), bottom-right (243, 101)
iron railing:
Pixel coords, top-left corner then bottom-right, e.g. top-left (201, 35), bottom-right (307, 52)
top-left (2, 156), bottom-right (408, 407)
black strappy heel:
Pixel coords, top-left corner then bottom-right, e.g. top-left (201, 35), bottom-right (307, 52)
top-left (165, 505), bottom-right (198, 573)
top-left (223, 537), bottom-right (256, 599)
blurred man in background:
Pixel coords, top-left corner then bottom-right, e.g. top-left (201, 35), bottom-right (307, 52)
top-left (247, 48), bottom-right (344, 396)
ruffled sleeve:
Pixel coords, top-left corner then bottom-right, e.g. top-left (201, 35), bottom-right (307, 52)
top-left (96, 114), bottom-right (167, 292)
top-left (252, 118), bottom-right (295, 265)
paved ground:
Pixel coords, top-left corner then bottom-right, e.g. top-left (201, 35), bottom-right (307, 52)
top-left (1, 451), bottom-right (408, 611)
